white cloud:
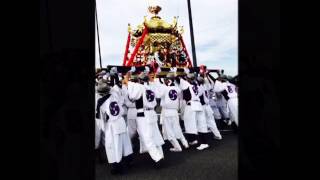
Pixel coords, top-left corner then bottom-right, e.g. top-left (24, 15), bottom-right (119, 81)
top-left (96, 0), bottom-right (237, 75)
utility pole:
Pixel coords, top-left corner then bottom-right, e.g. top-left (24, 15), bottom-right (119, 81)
top-left (95, 1), bottom-right (102, 68)
top-left (187, 0), bottom-right (197, 67)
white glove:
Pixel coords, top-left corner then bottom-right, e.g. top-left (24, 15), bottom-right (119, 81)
top-left (194, 72), bottom-right (198, 77)
top-left (170, 67), bottom-right (177, 73)
top-left (144, 66), bottom-right (150, 73)
top-left (184, 67), bottom-right (190, 74)
top-left (110, 67), bottom-right (117, 76)
top-left (99, 70), bottom-right (107, 75)
top-left (129, 66), bottom-right (136, 73)
top-left (156, 66), bottom-right (161, 74)
top-left (102, 72), bottom-right (110, 80)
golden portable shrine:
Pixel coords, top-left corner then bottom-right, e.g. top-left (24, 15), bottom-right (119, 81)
top-left (122, 5), bottom-right (192, 69)
top-left (97, 3), bottom-right (222, 78)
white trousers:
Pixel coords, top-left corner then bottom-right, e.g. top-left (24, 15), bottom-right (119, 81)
top-left (217, 99), bottom-right (230, 119)
top-left (127, 118), bottom-right (137, 139)
top-left (203, 105), bottom-right (222, 137)
top-left (136, 111), bottom-right (164, 162)
top-left (228, 98), bottom-right (238, 126)
top-left (104, 121), bottom-right (133, 164)
top-left (209, 99), bottom-right (222, 120)
top-left (162, 113), bottom-right (185, 140)
top-left (95, 118), bottom-right (104, 149)
top-left (183, 105), bottom-right (208, 134)
top-left (127, 107), bottom-right (137, 138)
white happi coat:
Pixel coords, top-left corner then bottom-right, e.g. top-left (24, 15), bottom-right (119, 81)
top-left (127, 81), bottom-right (164, 162)
top-left (95, 92), bottom-right (104, 149)
top-left (122, 84), bottom-right (137, 138)
top-left (119, 85), bottom-right (128, 117)
top-left (208, 90), bottom-right (222, 120)
top-left (110, 85), bottom-right (125, 106)
top-left (124, 92), bottom-right (137, 138)
top-left (179, 94), bottom-right (186, 121)
top-left (178, 79), bottom-right (207, 134)
top-left (99, 90), bottom-right (133, 163)
top-left (201, 79), bottom-right (221, 137)
top-left (214, 80), bottom-right (238, 126)
top-left (215, 91), bottom-right (230, 119)
top-left (157, 82), bottom-right (185, 140)
top-left (141, 82), bottom-right (164, 151)
top-left (202, 79), bottom-right (219, 120)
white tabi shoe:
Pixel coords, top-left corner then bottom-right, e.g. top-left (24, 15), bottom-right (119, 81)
top-left (169, 147), bottom-right (182, 152)
top-left (214, 135), bottom-right (222, 140)
top-left (181, 139), bottom-right (189, 149)
top-left (182, 142), bottom-right (189, 149)
top-left (196, 144), bottom-right (209, 150)
top-left (189, 140), bottom-right (198, 145)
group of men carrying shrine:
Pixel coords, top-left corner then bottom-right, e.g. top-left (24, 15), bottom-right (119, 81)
top-left (95, 66), bottom-right (238, 174)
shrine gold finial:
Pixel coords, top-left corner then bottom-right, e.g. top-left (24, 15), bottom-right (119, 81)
top-left (148, 5), bottom-right (162, 16)
top-left (148, 0), bottom-right (161, 16)
top-left (128, 23), bottom-right (131, 33)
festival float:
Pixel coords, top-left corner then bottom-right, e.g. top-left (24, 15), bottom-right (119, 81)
top-left (96, 2), bottom-right (222, 78)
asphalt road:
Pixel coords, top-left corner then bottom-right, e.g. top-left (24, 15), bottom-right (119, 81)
top-left (95, 131), bottom-right (238, 180)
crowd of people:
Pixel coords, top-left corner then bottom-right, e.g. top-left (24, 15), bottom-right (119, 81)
top-left (95, 66), bottom-right (238, 174)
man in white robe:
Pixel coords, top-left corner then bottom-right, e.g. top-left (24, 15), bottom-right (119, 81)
top-left (175, 69), bottom-right (209, 151)
top-left (126, 67), bottom-right (164, 167)
top-left (211, 75), bottom-right (238, 126)
top-left (95, 79), bottom-right (108, 164)
top-left (216, 92), bottom-right (231, 125)
top-left (122, 74), bottom-right (138, 139)
top-left (157, 73), bottom-right (189, 152)
top-left (96, 80), bottom-right (133, 174)
top-left (197, 76), bottom-right (222, 140)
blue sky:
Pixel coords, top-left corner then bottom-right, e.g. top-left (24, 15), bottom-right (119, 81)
top-left (96, 0), bottom-right (238, 76)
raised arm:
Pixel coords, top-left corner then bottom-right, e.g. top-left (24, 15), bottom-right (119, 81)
top-left (206, 72), bottom-right (217, 83)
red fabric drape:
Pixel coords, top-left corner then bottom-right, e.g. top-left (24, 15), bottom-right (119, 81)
top-left (126, 27), bottom-right (148, 66)
top-left (122, 33), bottom-right (131, 66)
